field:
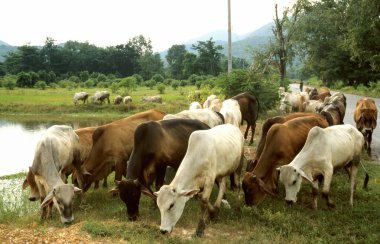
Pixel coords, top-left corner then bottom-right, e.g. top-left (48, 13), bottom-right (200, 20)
top-left (0, 87), bottom-right (380, 243)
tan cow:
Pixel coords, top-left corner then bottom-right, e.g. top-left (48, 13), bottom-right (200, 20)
top-left (354, 97), bottom-right (378, 156)
top-left (81, 109), bottom-right (166, 192)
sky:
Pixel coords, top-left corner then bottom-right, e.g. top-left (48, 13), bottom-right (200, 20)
top-left (1, 0), bottom-right (295, 52)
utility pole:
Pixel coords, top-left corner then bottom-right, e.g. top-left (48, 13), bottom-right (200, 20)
top-left (227, 0), bottom-right (232, 75)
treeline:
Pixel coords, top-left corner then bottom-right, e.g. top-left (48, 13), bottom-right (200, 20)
top-left (0, 35), bottom-right (248, 88)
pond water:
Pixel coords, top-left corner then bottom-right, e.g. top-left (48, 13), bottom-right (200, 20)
top-left (0, 118), bottom-right (113, 177)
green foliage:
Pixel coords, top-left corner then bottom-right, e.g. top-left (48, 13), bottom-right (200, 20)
top-left (132, 74), bottom-right (144, 84)
top-left (2, 75), bottom-right (16, 90)
top-left (84, 79), bottom-right (95, 88)
top-left (171, 80), bottom-right (180, 90)
top-left (156, 83), bottom-right (166, 94)
top-left (69, 75), bottom-right (80, 83)
top-left (34, 80), bottom-right (47, 90)
top-left (144, 79), bottom-right (156, 90)
top-left (151, 74), bottom-right (164, 83)
top-left (118, 76), bottom-right (137, 95)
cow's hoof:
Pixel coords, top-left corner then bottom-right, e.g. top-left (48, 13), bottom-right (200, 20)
top-left (194, 229), bottom-right (204, 238)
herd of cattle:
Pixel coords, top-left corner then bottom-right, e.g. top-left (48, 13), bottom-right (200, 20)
top-left (21, 87), bottom-right (378, 237)
top-left (73, 91), bottom-right (163, 105)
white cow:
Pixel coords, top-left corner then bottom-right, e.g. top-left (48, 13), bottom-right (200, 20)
top-left (30, 125), bottom-right (82, 224)
top-left (73, 92), bottom-right (89, 105)
top-left (219, 99), bottom-right (242, 127)
top-left (203, 94), bottom-right (218, 109)
top-left (189, 101), bottom-right (202, 110)
top-left (114, 95), bottom-right (123, 105)
top-left (278, 124), bottom-right (365, 209)
top-left (123, 96), bottom-right (132, 104)
top-left (163, 108), bottom-right (224, 128)
top-left (279, 91), bottom-right (309, 113)
top-left (91, 91), bottom-right (110, 104)
top-left (208, 98), bottom-right (223, 112)
top-left (154, 124), bottom-right (244, 237)
top-left (142, 95), bottom-right (162, 103)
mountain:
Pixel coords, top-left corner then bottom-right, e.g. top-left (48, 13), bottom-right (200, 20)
top-left (159, 22), bottom-right (274, 62)
top-left (0, 41), bottom-right (17, 62)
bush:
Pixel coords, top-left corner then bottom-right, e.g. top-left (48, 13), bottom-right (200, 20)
top-left (3, 77), bottom-right (16, 90)
top-left (84, 79), bottom-right (95, 88)
top-left (34, 80), bottom-right (47, 90)
top-left (171, 80), bottom-right (180, 90)
top-left (156, 83), bottom-right (166, 94)
top-left (152, 74), bottom-right (164, 83)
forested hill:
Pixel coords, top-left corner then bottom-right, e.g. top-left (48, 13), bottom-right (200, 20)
top-left (0, 22), bottom-right (273, 63)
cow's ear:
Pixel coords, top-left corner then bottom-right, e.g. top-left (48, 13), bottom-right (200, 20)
top-left (153, 191), bottom-right (159, 197)
top-left (179, 189), bottom-right (199, 198)
top-left (109, 187), bottom-right (119, 194)
top-left (299, 170), bottom-right (313, 183)
top-left (257, 177), bottom-right (275, 196)
top-left (140, 185), bottom-right (157, 200)
top-left (276, 167), bottom-right (281, 172)
top-left (74, 187), bottom-right (82, 195)
top-left (40, 191), bottom-right (54, 209)
top-left (22, 179), bottom-right (29, 190)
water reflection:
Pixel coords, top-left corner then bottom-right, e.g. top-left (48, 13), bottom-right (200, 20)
top-left (0, 118), bottom-right (115, 177)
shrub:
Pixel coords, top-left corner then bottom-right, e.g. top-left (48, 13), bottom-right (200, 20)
top-left (152, 74), bottom-right (164, 83)
top-left (34, 80), bottom-right (47, 90)
top-left (156, 83), bottom-right (166, 94)
top-left (171, 80), bottom-right (180, 90)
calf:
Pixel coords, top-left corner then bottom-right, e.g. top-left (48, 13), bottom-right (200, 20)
top-left (154, 124), bottom-right (244, 237)
top-left (278, 124), bottom-right (366, 209)
top-left (112, 119), bottom-right (210, 221)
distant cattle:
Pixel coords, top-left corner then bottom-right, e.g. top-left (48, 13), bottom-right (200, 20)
top-left (114, 95), bottom-right (123, 105)
top-left (310, 91), bottom-right (331, 101)
top-left (163, 108), bottom-right (224, 128)
top-left (142, 95), bottom-right (162, 103)
top-left (279, 92), bottom-right (309, 113)
top-left (354, 97), bottom-right (378, 156)
top-left (123, 96), bottom-right (132, 104)
top-left (154, 124), bottom-right (244, 237)
top-left (111, 119), bottom-right (210, 221)
top-left (91, 91), bottom-right (110, 104)
top-left (278, 124), bottom-right (367, 209)
top-left (73, 92), bottom-right (89, 105)
top-left (302, 100), bottom-right (324, 113)
top-left (27, 125), bottom-right (82, 224)
top-left (81, 109), bottom-right (166, 192)
top-left (189, 101), bottom-right (202, 110)
top-left (231, 91), bottom-right (260, 145)
top-left (242, 115), bottom-right (329, 206)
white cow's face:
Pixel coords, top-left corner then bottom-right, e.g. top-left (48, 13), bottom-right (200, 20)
top-left (279, 165), bottom-right (303, 204)
top-left (155, 185), bottom-right (198, 234)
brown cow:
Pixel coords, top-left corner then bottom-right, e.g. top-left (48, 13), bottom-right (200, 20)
top-left (310, 91), bottom-right (331, 101)
top-left (246, 112), bottom-right (331, 172)
top-left (242, 115), bottom-right (329, 206)
top-left (231, 91), bottom-right (260, 145)
top-left (354, 97), bottom-right (378, 156)
top-left (81, 109), bottom-right (166, 192)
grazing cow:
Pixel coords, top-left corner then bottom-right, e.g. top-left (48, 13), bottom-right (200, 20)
top-left (203, 94), bottom-right (218, 109)
top-left (114, 95), bottom-right (123, 105)
top-left (278, 124), bottom-right (367, 209)
top-left (220, 99), bottom-right (242, 127)
top-left (189, 101), bottom-right (202, 110)
top-left (111, 119), bottom-right (210, 221)
top-left (73, 92), bottom-right (89, 105)
top-left (91, 91), bottom-right (110, 104)
top-left (354, 97), bottom-right (378, 156)
top-left (29, 125), bottom-right (82, 224)
top-left (154, 124), bottom-right (244, 237)
top-left (123, 96), bottom-right (132, 104)
top-left (22, 167), bottom-right (40, 201)
top-left (231, 91), bottom-right (260, 145)
top-left (142, 95), bottom-right (162, 103)
top-left (242, 115), bottom-right (329, 206)
top-left (72, 126), bottom-right (108, 190)
top-left (163, 108), bottom-right (224, 128)
top-left (246, 112), bottom-right (328, 172)
top-left (81, 109), bottom-right (166, 192)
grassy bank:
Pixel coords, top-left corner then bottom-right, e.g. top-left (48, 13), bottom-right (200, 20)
top-left (1, 158), bottom-right (379, 243)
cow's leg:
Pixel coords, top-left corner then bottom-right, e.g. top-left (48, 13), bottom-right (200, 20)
top-left (211, 177), bottom-right (226, 219)
top-left (102, 175), bottom-right (108, 188)
top-left (244, 122), bottom-right (250, 140)
top-left (321, 168), bottom-right (335, 208)
top-left (114, 160), bottom-right (127, 182)
top-left (349, 158), bottom-right (359, 206)
top-left (367, 130), bottom-right (373, 156)
top-left (195, 180), bottom-right (214, 237)
top-left (94, 181), bottom-right (99, 189)
top-left (155, 166), bottom-right (166, 191)
top-left (311, 180), bottom-right (319, 210)
top-left (249, 122), bottom-right (256, 145)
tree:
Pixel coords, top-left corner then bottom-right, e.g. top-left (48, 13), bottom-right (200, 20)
top-left (138, 53), bottom-right (164, 80)
top-left (166, 44), bottom-right (187, 79)
top-left (4, 45), bottom-right (42, 74)
top-left (192, 38), bottom-right (223, 76)
top-left (182, 53), bottom-right (198, 78)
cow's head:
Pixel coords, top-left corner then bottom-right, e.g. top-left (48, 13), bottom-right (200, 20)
top-left (278, 165), bottom-right (312, 204)
top-left (22, 167), bottom-right (40, 201)
top-left (242, 172), bottom-right (275, 206)
top-left (41, 184), bottom-right (82, 224)
top-left (154, 185), bottom-right (198, 234)
top-left (358, 108), bottom-right (377, 132)
top-left (111, 179), bottom-right (156, 221)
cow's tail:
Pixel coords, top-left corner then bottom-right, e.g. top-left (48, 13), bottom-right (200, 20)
top-left (360, 161), bottom-right (369, 190)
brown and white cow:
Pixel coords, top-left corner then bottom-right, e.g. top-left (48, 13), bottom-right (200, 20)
top-left (354, 97), bottom-right (378, 156)
top-left (27, 125), bottom-right (82, 224)
top-left (111, 119), bottom-right (210, 221)
top-left (81, 109), bottom-right (166, 192)
top-left (242, 115), bottom-right (329, 206)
